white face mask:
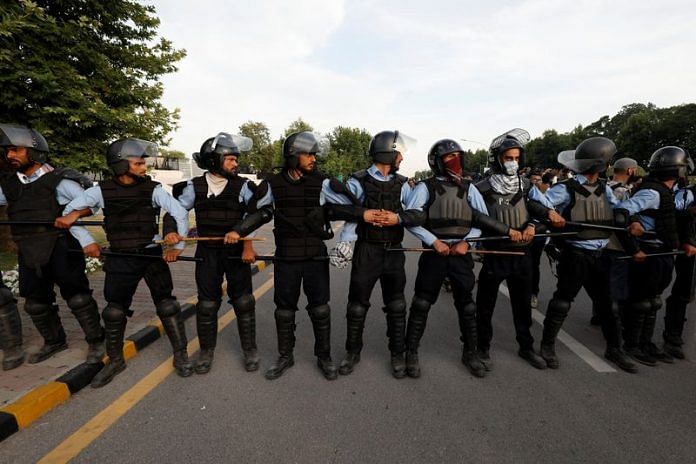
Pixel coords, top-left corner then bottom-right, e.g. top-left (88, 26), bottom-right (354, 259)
top-left (503, 160), bottom-right (519, 175)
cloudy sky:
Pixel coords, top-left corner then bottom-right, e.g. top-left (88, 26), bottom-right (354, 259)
top-left (155, 0), bottom-right (696, 175)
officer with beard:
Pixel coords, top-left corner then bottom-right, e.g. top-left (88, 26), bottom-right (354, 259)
top-left (163, 133), bottom-right (260, 374)
top-left (475, 130), bottom-right (548, 370)
top-left (529, 137), bottom-right (636, 372)
top-left (664, 155), bottom-right (696, 359)
top-left (0, 124), bottom-right (104, 366)
top-left (401, 139), bottom-right (522, 378)
top-left (615, 147), bottom-right (690, 366)
top-left (60, 138), bottom-right (193, 387)
top-left (323, 130), bottom-right (426, 379)
top-left (233, 131), bottom-right (337, 380)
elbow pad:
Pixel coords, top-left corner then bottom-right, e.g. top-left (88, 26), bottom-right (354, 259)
top-left (527, 199), bottom-right (551, 221)
top-left (472, 209), bottom-right (510, 236)
top-left (162, 213), bottom-right (178, 237)
top-left (234, 207), bottom-right (273, 236)
top-left (399, 209), bottom-right (426, 227)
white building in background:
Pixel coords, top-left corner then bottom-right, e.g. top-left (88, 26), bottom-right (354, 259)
top-left (147, 156), bottom-right (260, 194)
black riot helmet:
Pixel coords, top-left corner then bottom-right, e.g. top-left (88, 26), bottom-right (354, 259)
top-left (368, 130), bottom-right (413, 170)
top-left (194, 132), bottom-right (252, 175)
top-left (106, 138), bottom-right (158, 176)
top-left (428, 139), bottom-right (465, 176)
top-left (558, 136), bottom-right (616, 174)
top-left (0, 123), bottom-right (50, 164)
top-left (488, 129), bottom-right (529, 172)
top-left (282, 131), bottom-right (323, 168)
top-left (648, 146), bottom-right (692, 180)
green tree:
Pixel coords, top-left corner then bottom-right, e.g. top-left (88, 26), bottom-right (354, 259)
top-left (413, 169), bottom-right (432, 182)
top-left (0, 1), bottom-right (185, 174)
top-left (238, 120), bottom-right (276, 175)
top-left (321, 126), bottom-right (372, 178)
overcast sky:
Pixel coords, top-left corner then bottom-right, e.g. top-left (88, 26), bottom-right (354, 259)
top-left (155, 0), bottom-right (696, 176)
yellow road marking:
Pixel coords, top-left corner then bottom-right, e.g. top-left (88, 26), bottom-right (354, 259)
top-left (38, 275), bottom-right (275, 464)
top-left (1, 382), bottom-right (71, 429)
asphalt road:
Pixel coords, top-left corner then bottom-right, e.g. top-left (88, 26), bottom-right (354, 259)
top-left (2, 235), bottom-right (696, 463)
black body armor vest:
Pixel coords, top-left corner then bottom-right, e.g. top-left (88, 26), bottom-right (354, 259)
top-left (423, 177), bottom-right (472, 239)
top-left (191, 175), bottom-right (247, 248)
top-left (0, 171), bottom-right (66, 268)
top-left (268, 171), bottom-right (326, 258)
top-left (633, 177), bottom-right (678, 250)
top-left (561, 178), bottom-right (613, 240)
top-left (100, 177), bottom-right (160, 250)
top-left (354, 170), bottom-right (406, 244)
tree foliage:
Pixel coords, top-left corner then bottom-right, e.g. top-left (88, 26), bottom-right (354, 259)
top-left (0, 0), bottom-right (185, 174)
top-left (525, 103), bottom-right (696, 169)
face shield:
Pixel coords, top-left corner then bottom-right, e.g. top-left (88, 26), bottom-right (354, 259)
top-left (210, 132), bottom-right (253, 155)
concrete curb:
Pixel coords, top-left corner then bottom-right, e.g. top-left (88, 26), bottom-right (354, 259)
top-left (0, 261), bottom-right (269, 443)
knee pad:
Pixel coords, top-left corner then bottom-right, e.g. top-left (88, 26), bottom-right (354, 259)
top-left (24, 299), bottom-right (53, 316)
top-left (0, 287), bottom-right (15, 309)
top-left (384, 298), bottom-right (406, 316)
top-left (649, 297), bottom-right (663, 312)
top-left (347, 302), bottom-right (368, 320)
top-left (456, 302), bottom-right (476, 317)
top-left (308, 304), bottom-right (331, 320)
top-left (410, 296), bottom-right (431, 315)
top-left (275, 308), bottom-right (296, 323)
top-left (232, 294), bottom-right (255, 315)
top-left (156, 299), bottom-right (181, 318)
top-left (66, 293), bottom-right (94, 310)
top-left (548, 299), bottom-right (571, 316)
top-left (103, 303), bottom-right (127, 322)
top-left (197, 300), bottom-right (221, 317)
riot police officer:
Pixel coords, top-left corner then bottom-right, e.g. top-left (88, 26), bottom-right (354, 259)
top-left (402, 139), bottom-right (522, 378)
top-left (475, 130), bottom-right (548, 370)
top-left (323, 130), bottom-right (425, 379)
top-left (61, 138), bottom-right (193, 387)
top-left (615, 147), bottom-right (688, 365)
top-left (0, 124), bottom-right (104, 365)
top-left (233, 131), bottom-right (337, 380)
top-left (665, 157), bottom-right (696, 359)
top-left (529, 137), bottom-right (636, 373)
top-left (164, 133), bottom-right (259, 374)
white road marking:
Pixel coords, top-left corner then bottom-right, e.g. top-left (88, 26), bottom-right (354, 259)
top-left (498, 284), bottom-right (617, 373)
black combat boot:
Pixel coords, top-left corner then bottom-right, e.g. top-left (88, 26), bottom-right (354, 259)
top-left (265, 309), bottom-right (296, 380)
top-left (518, 348), bottom-right (547, 370)
top-left (309, 304), bottom-right (337, 380)
top-left (339, 302), bottom-right (367, 375)
top-left (157, 299), bottom-right (193, 378)
top-left (458, 302), bottom-right (485, 378)
top-left (385, 299), bottom-right (407, 379)
top-left (0, 287), bottom-right (24, 370)
top-left (540, 298), bottom-right (571, 369)
top-left (605, 347), bottom-right (638, 373)
top-left (234, 295), bottom-right (259, 372)
top-left (623, 300), bottom-right (656, 366)
top-left (405, 297), bottom-right (430, 378)
top-left (91, 304), bottom-right (127, 388)
top-left (641, 303), bottom-right (673, 364)
top-left (25, 300), bottom-right (67, 364)
top-left (194, 300), bottom-right (220, 374)
top-left (67, 294), bottom-right (105, 364)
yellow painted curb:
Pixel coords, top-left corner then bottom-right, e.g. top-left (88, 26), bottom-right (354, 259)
top-left (122, 340), bottom-right (137, 361)
top-left (1, 382), bottom-right (70, 429)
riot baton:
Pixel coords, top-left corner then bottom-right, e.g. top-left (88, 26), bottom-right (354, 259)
top-left (0, 219), bottom-right (104, 226)
top-left (153, 236), bottom-right (265, 244)
top-left (466, 232), bottom-right (579, 243)
top-left (69, 249), bottom-right (203, 262)
top-left (617, 250), bottom-right (686, 261)
top-left (228, 255), bottom-right (330, 261)
top-left (562, 220), bottom-right (657, 237)
top-left (388, 248), bottom-right (524, 256)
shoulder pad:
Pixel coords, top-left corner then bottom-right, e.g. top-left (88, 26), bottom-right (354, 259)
top-left (351, 169), bottom-right (368, 180)
top-left (172, 180), bottom-right (188, 199)
top-left (328, 177), bottom-right (348, 194)
top-left (394, 173), bottom-right (408, 184)
top-left (54, 167), bottom-right (92, 189)
top-left (245, 179), bottom-right (258, 193)
top-left (475, 178), bottom-right (491, 193)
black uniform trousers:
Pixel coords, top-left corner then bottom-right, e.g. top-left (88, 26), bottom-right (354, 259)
top-left (664, 255), bottom-right (696, 345)
top-left (103, 246), bottom-right (175, 312)
top-left (476, 250), bottom-right (535, 351)
top-left (18, 234), bottom-right (91, 303)
top-left (274, 258), bottom-right (330, 311)
top-left (549, 246), bottom-right (621, 347)
top-left (194, 244), bottom-right (252, 303)
top-left (348, 241), bottom-right (406, 307)
top-left (530, 238), bottom-right (546, 296)
top-left (626, 249), bottom-right (674, 301)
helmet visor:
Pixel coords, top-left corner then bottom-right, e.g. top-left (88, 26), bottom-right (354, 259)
top-left (489, 128), bottom-right (530, 153)
top-left (293, 132), bottom-right (331, 158)
top-left (119, 139), bottom-right (159, 158)
top-left (393, 131), bottom-right (417, 157)
top-left (0, 124), bottom-right (36, 148)
top-left (211, 132), bottom-right (253, 155)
